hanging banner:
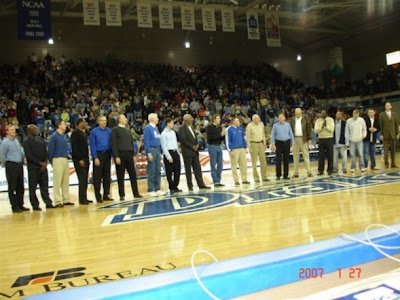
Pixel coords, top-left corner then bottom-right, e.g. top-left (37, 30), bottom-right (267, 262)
top-left (159, 4), bottom-right (174, 29)
top-left (265, 12), bottom-right (281, 47)
top-left (221, 8), bottom-right (235, 32)
top-left (202, 7), bottom-right (216, 31)
top-left (17, 0), bottom-right (51, 40)
top-left (246, 11), bottom-right (260, 40)
top-left (137, 3), bottom-right (153, 28)
top-left (105, 1), bottom-right (122, 26)
top-left (181, 6), bottom-right (195, 31)
top-left (329, 47), bottom-right (344, 74)
top-left (83, 0), bottom-right (100, 25)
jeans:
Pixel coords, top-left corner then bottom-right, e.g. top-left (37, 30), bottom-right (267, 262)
top-left (333, 146), bottom-right (347, 171)
top-left (363, 141), bottom-right (376, 169)
top-left (349, 141), bottom-right (364, 169)
top-left (208, 145), bottom-right (223, 184)
top-left (147, 147), bottom-right (161, 192)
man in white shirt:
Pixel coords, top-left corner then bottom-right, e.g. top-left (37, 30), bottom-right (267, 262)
top-left (347, 109), bottom-right (367, 173)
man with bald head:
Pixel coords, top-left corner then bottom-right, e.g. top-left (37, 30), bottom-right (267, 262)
top-left (23, 125), bottom-right (55, 210)
top-left (289, 108), bottom-right (313, 177)
top-left (379, 102), bottom-right (399, 168)
top-left (246, 114), bottom-right (269, 182)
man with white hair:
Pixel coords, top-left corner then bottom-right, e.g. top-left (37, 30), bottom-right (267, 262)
top-left (289, 108), bottom-right (313, 178)
top-left (144, 113), bottom-right (163, 197)
top-left (245, 114), bottom-right (269, 182)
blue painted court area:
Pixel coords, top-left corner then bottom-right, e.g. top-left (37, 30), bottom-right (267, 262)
top-left (27, 224), bottom-right (400, 300)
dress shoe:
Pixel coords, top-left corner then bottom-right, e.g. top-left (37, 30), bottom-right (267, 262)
top-left (292, 174), bottom-right (299, 178)
top-left (235, 182), bottom-right (240, 186)
top-left (12, 208), bottom-right (23, 213)
top-left (79, 201), bottom-right (89, 205)
top-left (391, 165), bottom-right (398, 168)
top-left (20, 207), bottom-right (30, 211)
top-left (173, 189), bottom-right (183, 193)
top-left (134, 194), bottom-right (143, 198)
top-left (33, 207), bottom-right (42, 211)
top-left (46, 204), bottom-right (56, 209)
top-left (97, 199), bottom-right (104, 203)
top-left (283, 177), bottom-right (290, 180)
top-left (276, 177), bottom-right (281, 180)
top-left (254, 179), bottom-right (260, 183)
top-left (87, 200), bottom-right (94, 203)
top-left (63, 202), bottom-right (75, 206)
top-left (218, 183), bottom-right (225, 186)
top-left (242, 181), bottom-right (250, 184)
top-left (188, 187), bottom-right (193, 191)
top-left (262, 178), bottom-right (270, 182)
top-left (328, 172), bottom-right (332, 176)
top-left (199, 186), bottom-right (211, 189)
top-left (343, 170), bottom-right (348, 174)
top-left (332, 170), bottom-right (338, 174)
top-left (56, 204), bottom-right (64, 208)
top-left (103, 196), bottom-right (114, 201)
top-left (120, 197), bottom-right (125, 201)
top-left (307, 173), bottom-right (313, 177)
top-left (318, 173), bottom-right (323, 176)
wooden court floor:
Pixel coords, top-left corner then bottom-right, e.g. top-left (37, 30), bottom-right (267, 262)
top-left (1, 154), bottom-right (400, 298)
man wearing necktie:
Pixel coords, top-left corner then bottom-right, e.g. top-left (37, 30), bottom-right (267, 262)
top-left (379, 102), bottom-right (399, 168)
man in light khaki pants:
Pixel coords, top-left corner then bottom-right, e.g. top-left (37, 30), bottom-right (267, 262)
top-left (289, 108), bottom-right (313, 178)
top-left (246, 114), bottom-right (269, 182)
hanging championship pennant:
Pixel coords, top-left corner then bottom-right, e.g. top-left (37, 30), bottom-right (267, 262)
top-left (246, 11), bottom-right (259, 40)
top-left (221, 8), bottom-right (235, 32)
top-left (83, 0), bottom-right (100, 25)
top-left (265, 12), bottom-right (281, 47)
top-left (137, 3), bottom-right (153, 28)
top-left (159, 4), bottom-right (174, 29)
top-left (17, 0), bottom-right (51, 40)
top-left (181, 6), bottom-right (195, 30)
top-left (105, 1), bottom-right (122, 26)
top-left (202, 7), bottom-right (216, 31)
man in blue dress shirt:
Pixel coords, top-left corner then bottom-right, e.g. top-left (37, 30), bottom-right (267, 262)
top-left (89, 115), bottom-right (113, 203)
top-left (144, 113), bottom-right (163, 197)
top-left (160, 119), bottom-right (181, 195)
top-left (271, 113), bottom-right (295, 180)
top-left (0, 125), bottom-right (28, 213)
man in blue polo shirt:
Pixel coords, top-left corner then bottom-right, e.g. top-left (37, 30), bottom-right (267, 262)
top-left (144, 113), bottom-right (163, 197)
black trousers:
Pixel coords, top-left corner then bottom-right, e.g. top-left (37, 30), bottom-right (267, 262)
top-left (164, 150), bottom-right (181, 191)
top-left (5, 162), bottom-right (24, 211)
top-left (73, 159), bottom-right (89, 203)
top-left (116, 150), bottom-right (139, 197)
top-left (93, 151), bottom-right (111, 201)
top-left (275, 140), bottom-right (290, 178)
top-left (27, 165), bottom-right (53, 208)
top-left (318, 138), bottom-right (334, 174)
top-left (183, 153), bottom-right (205, 189)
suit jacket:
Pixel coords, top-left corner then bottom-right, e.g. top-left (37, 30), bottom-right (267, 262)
top-left (379, 111), bottom-right (399, 139)
top-left (363, 116), bottom-right (380, 143)
top-left (289, 115), bottom-right (312, 143)
top-left (178, 125), bottom-right (198, 157)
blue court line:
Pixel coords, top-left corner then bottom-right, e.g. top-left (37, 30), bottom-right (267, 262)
top-left (27, 225), bottom-right (400, 300)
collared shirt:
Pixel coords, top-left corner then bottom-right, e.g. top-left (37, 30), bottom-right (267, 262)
top-left (387, 111), bottom-right (391, 119)
top-left (347, 117), bottom-right (367, 142)
top-left (48, 131), bottom-right (69, 161)
top-left (188, 126), bottom-right (196, 139)
top-left (334, 120), bottom-right (349, 147)
top-left (160, 128), bottom-right (179, 160)
top-left (23, 135), bottom-right (48, 167)
top-left (245, 121), bottom-right (266, 144)
top-left (271, 122), bottom-right (295, 145)
top-left (295, 117), bottom-right (303, 137)
top-left (89, 126), bottom-right (112, 159)
top-left (143, 123), bottom-right (161, 155)
top-left (369, 118), bottom-right (375, 142)
top-left (0, 137), bottom-right (23, 166)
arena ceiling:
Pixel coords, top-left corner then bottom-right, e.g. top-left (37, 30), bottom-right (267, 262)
top-left (1, 0), bottom-right (400, 50)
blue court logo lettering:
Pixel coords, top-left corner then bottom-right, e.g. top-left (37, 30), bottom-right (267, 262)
top-left (101, 173), bottom-right (400, 226)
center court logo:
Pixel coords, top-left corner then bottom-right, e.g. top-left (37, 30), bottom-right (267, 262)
top-left (100, 172), bottom-right (400, 226)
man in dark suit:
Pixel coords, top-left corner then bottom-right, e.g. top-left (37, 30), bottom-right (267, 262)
top-left (363, 108), bottom-right (380, 170)
top-left (178, 114), bottom-right (210, 191)
top-left (379, 102), bottom-right (399, 168)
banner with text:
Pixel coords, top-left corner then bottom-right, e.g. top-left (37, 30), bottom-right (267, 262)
top-left (221, 9), bottom-right (235, 32)
top-left (181, 6), bottom-right (195, 30)
top-left (17, 0), bottom-right (51, 40)
top-left (265, 12), bottom-right (281, 47)
top-left (105, 1), bottom-right (122, 26)
top-left (159, 4), bottom-right (174, 29)
top-left (246, 11), bottom-right (260, 40)
top-left (83, 0), bottom-right (100, 25)
top-left (202, 7), bottom-right (216, 31)
top-left (137, 3), bottom-right (153, 28)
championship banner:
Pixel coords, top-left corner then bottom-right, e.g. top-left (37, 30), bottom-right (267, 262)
top-left (159, 4), bottom-right (174, 29)
top-left (329, 47), bottom-right (344, 74)
top-left (221, 9), bottom-right (235, 32)
top-left (137, 3), bottom-right (153, 28)
top-left (265, 12), bottom-right (281, 47)
top-left (17, 0), bottom-right (51, 40)
top-left (202, 7), bottom-right (216, 31)
top-left (246, 11), bottom-right (260, 40)
top-left (105, 1), bottom-right (122, 26)
top-left (181, 6), bottom-right (195, 31)
top-left (83, 0), bottom-right (100, 25)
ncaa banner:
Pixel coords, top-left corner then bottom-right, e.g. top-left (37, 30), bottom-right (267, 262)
top-left (221, 9), bottom-right (235, 32)
top-left (159, 4), bottom-right (174, 29)
top-left (105, 1), bottom-right (122, 26)
top-left (202, 7), bottom-right (216, 31)
top-left (265, 12), bottom-right (281, 47)
top-left (17, 0), bottom-right (51, 40)
top-left (246, 11), bottom-right (260, 40)
top-left (83, 0), bottom-right (100, 25)
top-left (181, 6), bottom-right (195, 30)
top-left (137, 3), bottom-right (153, 28)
